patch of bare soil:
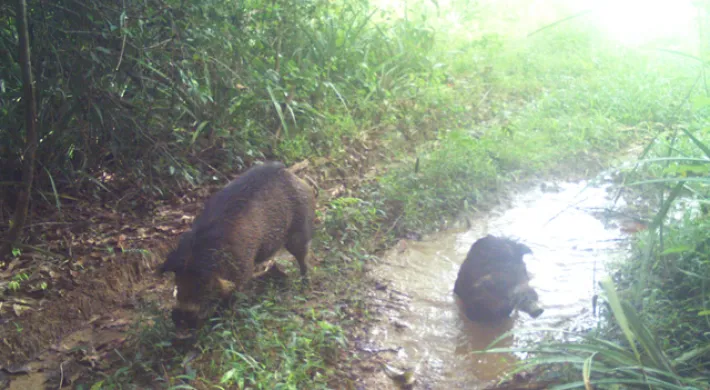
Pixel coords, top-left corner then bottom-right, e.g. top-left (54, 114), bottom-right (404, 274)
top-left (0, 199), bottom-right (189, 388)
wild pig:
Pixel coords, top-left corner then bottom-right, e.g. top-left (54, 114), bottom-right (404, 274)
top-left (454, 235), bottom-right (543, 322)
top-left (159, 162), bottom-right (316, 330)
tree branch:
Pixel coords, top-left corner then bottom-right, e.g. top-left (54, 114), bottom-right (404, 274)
top-left (1, 0), bottom-right (39, 264)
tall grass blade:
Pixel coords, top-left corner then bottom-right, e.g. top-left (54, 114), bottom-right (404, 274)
top-left (266, 85), bottom-right (289, 137)
top-left (649, 182), bottom-right (685, 230)
top-left (526, 9), bottom-right (593, 37)
top-left (43, 166), bottom-right (61, 213)
top-left (628, 177), bottom-right (710, 186)
top-left (191, 121), bottom-right (210, 145)
top-left (582, 352), bottom-right (595, 390)
top-left (680, 127), bottom-right (710, 158)
top-left (655, 49), bottom-right (704, 63)
top-left (600, 278), bottom-right (642, 362)
top-left (633, 157), bottom-right (710, 165)
top-left (620, 301), bottom-right (676, 376)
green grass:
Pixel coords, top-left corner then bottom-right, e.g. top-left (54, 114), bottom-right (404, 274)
top-left (480, 279), bottom-right (709, 389)
top-left (193, 299), bottom-right (349, 389)
top-left (85, 266), bottom-right (371, 389)
top-left (371, 18), bottom-right (698, 235)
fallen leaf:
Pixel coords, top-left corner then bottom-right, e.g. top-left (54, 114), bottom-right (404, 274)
top-left (13, 304), bottom-right (31, 317)
top-left (3, 364), bottom-right (30, 374)
top-left (116, 234), bottom-right (127, 249)
top-left (100, 318), bottom-right (131, 330)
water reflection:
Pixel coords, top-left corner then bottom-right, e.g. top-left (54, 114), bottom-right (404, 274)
top-left (368, 180), bottom-right (632, 388)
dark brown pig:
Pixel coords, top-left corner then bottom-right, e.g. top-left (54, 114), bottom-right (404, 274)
top-left (454, 235), bottom-right (543, 322)
top-left (159, 162), bottom-right (316, 330)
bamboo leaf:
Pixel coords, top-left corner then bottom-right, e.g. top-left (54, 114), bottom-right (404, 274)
top-left (681, 127), bottom-right (710, 159)
top-left (649, 182), bottom-right (685, 230)
top-left (583, 353), bottom-right (595, 390)
top-left (191, 121), bottom-right (210, 145)
top-left (266, 85), bottom-right (288, 137)
top-left (601, 278), bottom-right (641, 362)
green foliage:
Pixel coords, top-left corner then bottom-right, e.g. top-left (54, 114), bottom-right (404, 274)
top-left (322, 196), bottom-right (384, 250)
top-left (482, 280), bottom-right (708, 389)
top-left (208, 304), bottom-right (347, 389)
top-left (379, 130), bottom-right (499, 232)
top-left (0, 0), bottom-right (440, 207)
top-left (600, 64), bottom-right (710, 376)
top-left (85, 279), bottom-right (359, 389)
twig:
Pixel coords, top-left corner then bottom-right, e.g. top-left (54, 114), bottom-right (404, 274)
top-left (527, 9), bottom-right (593, 38)
top-left (194, 156), bottom-right (229, 181)
top-left (116, 35), bottom-right (127, 71)
top-left (58, 361), bottom-right (64, 389)
top-left (388, 288), bottom-right (412, 299)
top-left (371, 296), bottom-right (408, 308)
top-left (0, 221), bottom-right (74, 229)
top-left (475, 88), bottom-right (492, 109)
top-left (543, 183), bottom-right (597, 226)
top-left (373, 214), bottom-right (403, 245)
top-left (288, 160), bottom-right (310, 173)
top-left (358, 346), bottom-right (401, 354)
top-left (115, 0), bottom-right (127, 71)
top-left (370, 302), bottom-right (406, 311)
top-left (0, 240), bottom-right (68, 259)
top-left (144, 38), bottom-right (173, 50)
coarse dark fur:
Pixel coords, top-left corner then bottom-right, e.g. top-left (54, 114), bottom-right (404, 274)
top-left (159, 162), bottom-right (316, 330)
top-left (454, 235), bottom-right (542, 322)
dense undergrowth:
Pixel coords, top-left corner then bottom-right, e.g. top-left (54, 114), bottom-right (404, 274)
top-left (0, 0), bottom-right (446, 211)
top-left (3, 0), bottom-right (709, 388)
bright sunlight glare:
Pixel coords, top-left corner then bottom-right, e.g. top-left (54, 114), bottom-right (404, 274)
top-left (374, 0), bottom-right (700, 50)
top-left (585, 0), bottom-right (698, 46)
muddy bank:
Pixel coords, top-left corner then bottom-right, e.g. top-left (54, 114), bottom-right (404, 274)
top-left (361, 174), bottom-right (641, 388)
top-left (0, 157), bottom-right (377, 388)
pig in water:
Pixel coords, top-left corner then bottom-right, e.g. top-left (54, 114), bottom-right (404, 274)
top-left (454, 235), bottom-right (543, 322)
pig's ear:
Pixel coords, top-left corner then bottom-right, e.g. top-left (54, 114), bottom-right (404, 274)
top-left (158, 251), bottom-right (181, 274)
top-left (159, 231), bottom-right (195, 274)
top-left (517, 243), bottom-right (533, 256)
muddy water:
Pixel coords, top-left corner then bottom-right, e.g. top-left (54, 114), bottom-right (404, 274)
top-left (368, 178), bottom-right (636, 388)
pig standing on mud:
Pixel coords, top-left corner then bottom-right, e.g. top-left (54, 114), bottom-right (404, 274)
top-left (454, 235), bottom-right (543, 322)
top-left (159, 162), bottom-right (316, 330)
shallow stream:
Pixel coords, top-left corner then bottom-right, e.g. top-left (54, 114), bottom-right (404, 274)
top-left (366, 176), bottom-right (639, 388)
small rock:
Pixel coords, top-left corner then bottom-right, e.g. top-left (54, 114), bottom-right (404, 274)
top-left (383, 363), bottom-right (416, 388)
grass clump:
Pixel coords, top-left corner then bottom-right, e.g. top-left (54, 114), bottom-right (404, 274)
top-left (482, 279), bottom-right (709, 389)
top-left (89, 279), bottom-right (366, 390)
top-left (200, 301), bottom-right (349, 389)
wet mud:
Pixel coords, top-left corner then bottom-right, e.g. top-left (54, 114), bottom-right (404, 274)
top-left (365, 177), bottom-right (638, 388)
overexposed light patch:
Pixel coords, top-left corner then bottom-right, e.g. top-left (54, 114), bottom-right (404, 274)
top-left (372, 0), bottom-right (700, 50)
top-left (586, 0), bottom-right (698, 46)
